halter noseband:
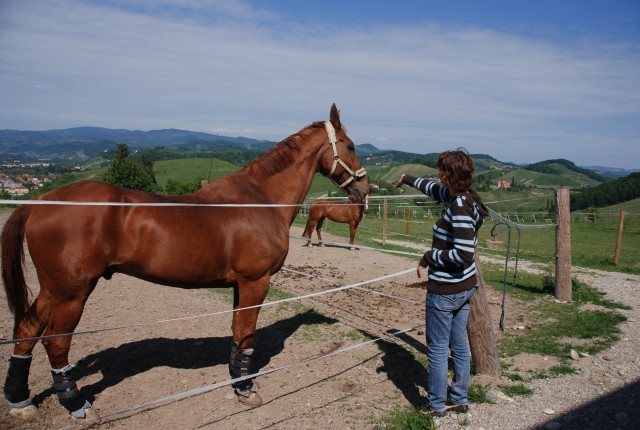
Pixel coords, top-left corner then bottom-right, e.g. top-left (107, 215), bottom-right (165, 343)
top-left (324, 121), bottom-right (367, 188)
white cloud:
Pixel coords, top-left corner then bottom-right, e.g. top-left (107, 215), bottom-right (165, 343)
top-left (0, 0), bottom-right (638, 168)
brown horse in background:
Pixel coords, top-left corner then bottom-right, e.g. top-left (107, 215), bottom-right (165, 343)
top-left (302, 194), bottom-right (369, 250)
top-left (1, 104), bottom-right (367, 419)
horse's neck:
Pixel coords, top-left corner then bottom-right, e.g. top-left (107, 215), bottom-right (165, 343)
top-left (266, 175), bottom-right (314, 204)
top-left (262, 132), bottom-right (325, 207)
top-left (203, 127), bottom-right (325, 222)
top-left (247, 149), bottom-right (320, 218)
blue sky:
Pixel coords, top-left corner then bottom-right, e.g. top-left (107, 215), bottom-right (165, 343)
top-left (1, 0), bottom-right (639, 169)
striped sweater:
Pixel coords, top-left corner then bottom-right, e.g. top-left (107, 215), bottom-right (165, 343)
top-left (401, 175), bottom-right (488, 295)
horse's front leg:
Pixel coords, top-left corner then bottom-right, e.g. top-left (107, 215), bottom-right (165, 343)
top-left (315, 217), bottom-right (326, 247)
top-left (229, 275), bottom-right (270, 407)
top-left (348, 222), bottom-right (357, 250)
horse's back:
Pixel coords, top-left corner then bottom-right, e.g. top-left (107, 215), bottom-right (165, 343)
top-left (39, 180), bottom-right (128, 201)
top-left (309, 199), bottom-right (359, 224)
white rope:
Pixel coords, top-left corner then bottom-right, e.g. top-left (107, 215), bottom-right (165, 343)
top-left (0, 199), bottom-right (302, 207)
top-left (291, 234), bottom-right (424, 258)
top-left (487, 207), bottom-right (556, 230)
top-left (484, 193), bottom-right (556, 205)
top-left (280, 267), bottom-right (424, 305)
top-left (0, 191), bottom-right (557, 207)
top-left (0, 267), bottom-right (415, 346)
top-left (0, 193), bottom-right (436, 207)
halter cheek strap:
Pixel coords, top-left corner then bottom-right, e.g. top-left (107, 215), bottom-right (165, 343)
top-left (324, 121), bottom-right (367, 188)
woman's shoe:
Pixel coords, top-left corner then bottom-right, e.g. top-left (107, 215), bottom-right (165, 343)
top-left (445, 401), bottom-right (469, 413)
top-left (418, 404), bottom-right (447, 417)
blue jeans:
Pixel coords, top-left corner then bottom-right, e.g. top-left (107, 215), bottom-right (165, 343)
top-left (425, 287), bottom-right (477, 412)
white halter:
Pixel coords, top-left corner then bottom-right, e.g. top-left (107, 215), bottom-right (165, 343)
top-left (324, 121), bottom-right (367, 188)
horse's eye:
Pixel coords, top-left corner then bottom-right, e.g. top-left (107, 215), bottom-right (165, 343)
top-left (347, 143), bottom-right (355, 151)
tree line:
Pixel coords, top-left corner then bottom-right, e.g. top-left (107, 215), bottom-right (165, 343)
top-left (570, 172), bottom-right (640, 211)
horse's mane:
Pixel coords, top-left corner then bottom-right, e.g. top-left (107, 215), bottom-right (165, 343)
top-left (247, 121), bottom-right (325, 177)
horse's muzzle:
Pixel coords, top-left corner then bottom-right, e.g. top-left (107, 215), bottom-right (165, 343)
top-left (347, 180), bottom-right (369, 203)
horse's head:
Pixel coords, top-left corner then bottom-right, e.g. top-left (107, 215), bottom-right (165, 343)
top-left (320, 104), bottom-right (369, 203)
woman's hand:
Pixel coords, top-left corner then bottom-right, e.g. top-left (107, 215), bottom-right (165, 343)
top-left (393, 174), bottom-right (405, 189)
top-left (416, 264), bottom-right (426, 278)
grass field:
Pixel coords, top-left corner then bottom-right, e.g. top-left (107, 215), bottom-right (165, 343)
top-left (294, 196), bottom-right (640, 274)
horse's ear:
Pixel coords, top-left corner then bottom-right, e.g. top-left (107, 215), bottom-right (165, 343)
top-left (329, 103), bottom-right (341, 131)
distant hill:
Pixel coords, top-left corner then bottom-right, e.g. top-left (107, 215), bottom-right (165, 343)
top-left (583, 165), bottom-right (639, 178)
top-left (526, 159), bottom-right (610, 183)
top-left (0, 127), bottom-right (273, 161)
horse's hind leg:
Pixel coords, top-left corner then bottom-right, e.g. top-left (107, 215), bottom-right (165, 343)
top-left (6, 287), bottom-right (96, 418)
top-left (302, 219), bottom-right (315, 247)
top-left (4, 297), bottom-right (48, 415)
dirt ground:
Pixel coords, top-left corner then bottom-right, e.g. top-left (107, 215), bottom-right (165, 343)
top-left (0, 210), bottom-right (615, 430)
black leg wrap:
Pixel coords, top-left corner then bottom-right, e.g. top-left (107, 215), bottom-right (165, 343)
top-left (229, 342), bottom-right (257, 397)
top-left (51, 366), bottom-right (90, 417)
top-left (4, 355), bottom-right (33, 408)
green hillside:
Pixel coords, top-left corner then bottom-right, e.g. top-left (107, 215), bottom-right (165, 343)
top-left (153, 158), bottom-right (238, 186)
top-left (70, 159), bottom-right (600, 207)
top-left (366, 162), bottom-right (601, 193)
top-left (477, 166), bottom-right (601, 189)
top-left (154, 159), bottom-right (342, 200)
top-left (605, 198), bottom-right (640, 214)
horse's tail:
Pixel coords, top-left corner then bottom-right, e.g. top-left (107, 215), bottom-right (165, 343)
top-left (1, 206), bottom-right (31, 324)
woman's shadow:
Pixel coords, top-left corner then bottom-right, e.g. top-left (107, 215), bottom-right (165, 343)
top-left (375, 329), bottom-right (428, 406)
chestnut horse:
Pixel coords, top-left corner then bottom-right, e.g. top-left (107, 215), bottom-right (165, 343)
top-left (1, 104), bottom-right (367, 418)
top-left (302, 194), bottom-right (369, 250)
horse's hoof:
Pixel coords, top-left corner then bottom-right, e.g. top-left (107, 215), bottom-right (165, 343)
top-left (304, 243), bottom-right (312, 247)
top-left (72, 407), bottom-right (101, 422)
top-left (318, 243), bottom-right (324, 247)
top-left (9, 404), bottom-right (38, 418)
top-left (349, 247), bottom-right (356, 251)
top-left (238, 391), bottom-right (263, 408)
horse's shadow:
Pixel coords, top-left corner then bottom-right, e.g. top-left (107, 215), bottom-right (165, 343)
top-left (31, 313), bottom-right (429, 409)
top-left (33, 309), bottom-right (335, 405)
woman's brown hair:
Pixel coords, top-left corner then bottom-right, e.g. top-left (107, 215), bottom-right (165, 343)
top-left (436, 148), bottom-right (475, 193)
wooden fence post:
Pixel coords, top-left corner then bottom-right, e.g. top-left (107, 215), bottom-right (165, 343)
top-left (405, 207), bottom-right (410, 236)
top-left (382, 198), bottom-right (388, 246)
top-left (613, 211), bottom-right (626, 266)
top-left (468, 249), bottom-right (501, 378)
top-left (555, 188), bottom-right (572, 302)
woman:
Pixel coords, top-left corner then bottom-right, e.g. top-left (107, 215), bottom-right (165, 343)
top-left (394, 148), bottom-right (488, 417)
